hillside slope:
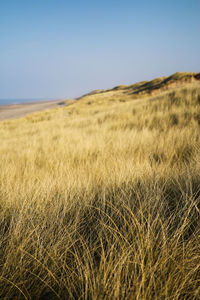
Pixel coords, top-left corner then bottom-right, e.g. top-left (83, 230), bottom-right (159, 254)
top-left (0, 75), bottom-right (200, 299)
top-left (78, 71), bottom-right (200, 102)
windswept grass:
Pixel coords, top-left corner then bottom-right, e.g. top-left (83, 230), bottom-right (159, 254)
top-left (0, 82), bottom-right (200, 299)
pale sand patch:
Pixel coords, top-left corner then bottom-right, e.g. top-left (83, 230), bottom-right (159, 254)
top-left (0, 99), bottom-right (75, 121)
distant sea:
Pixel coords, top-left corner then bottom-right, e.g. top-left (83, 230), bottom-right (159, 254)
top-left (0, 98), bottom-right (55, 105)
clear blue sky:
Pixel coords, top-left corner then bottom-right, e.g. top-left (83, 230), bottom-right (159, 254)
top-left (0, 0), bottom-right (200, 99)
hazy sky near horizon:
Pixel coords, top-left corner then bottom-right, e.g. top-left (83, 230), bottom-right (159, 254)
top-left (0, 0), bottom-right (200, 99)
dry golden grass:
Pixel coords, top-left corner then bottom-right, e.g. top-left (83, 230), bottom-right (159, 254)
top-left (0, 81), bottom-right (200, 299)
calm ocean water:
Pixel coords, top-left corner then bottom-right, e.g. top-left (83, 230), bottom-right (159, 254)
top-left (0, 98), bottom-right (52, 105)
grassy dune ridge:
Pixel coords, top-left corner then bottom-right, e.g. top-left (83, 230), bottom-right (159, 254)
top-left (0, 78), bottom-right (200, 299)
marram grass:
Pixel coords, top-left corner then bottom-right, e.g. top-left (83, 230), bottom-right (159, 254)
top-left (0, 83), bottom-right (200, 299)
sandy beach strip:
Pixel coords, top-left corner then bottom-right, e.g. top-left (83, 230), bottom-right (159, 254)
top-left (0, 99), bottom-right (74, 122)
